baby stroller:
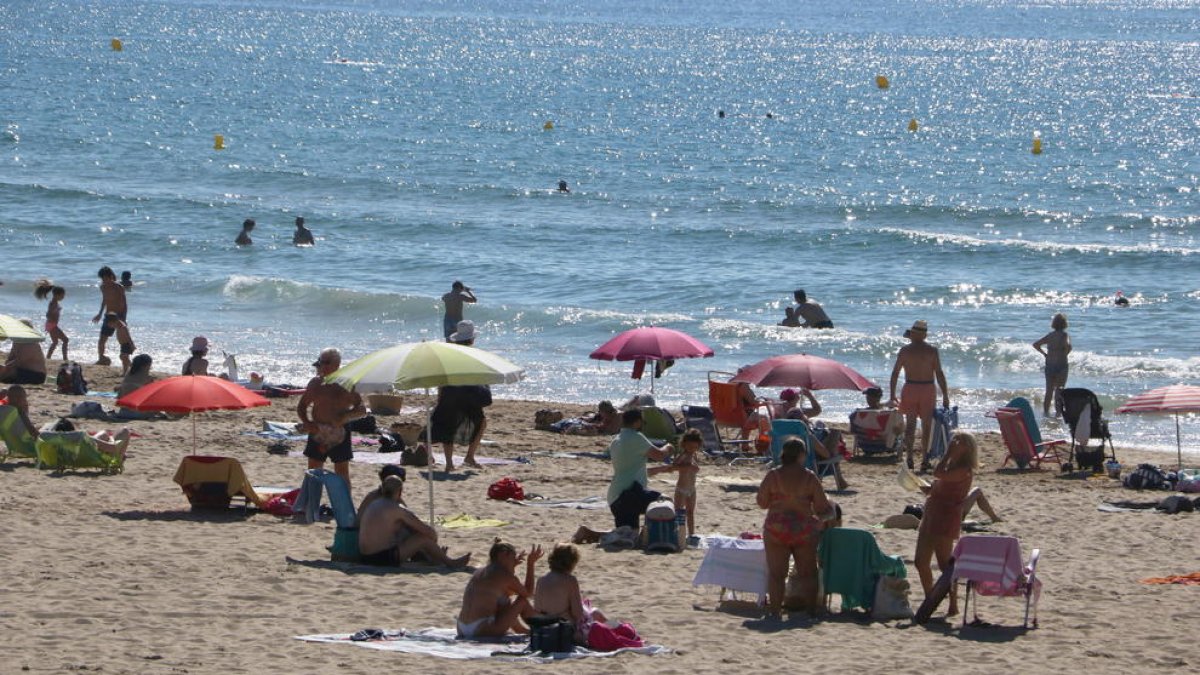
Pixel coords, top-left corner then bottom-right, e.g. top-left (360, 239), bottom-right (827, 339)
top-left (1056, 388), bottom-right (1116, 473)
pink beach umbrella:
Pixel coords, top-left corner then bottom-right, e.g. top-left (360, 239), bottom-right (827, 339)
top-left (731, 353), bottom-right (876, 392)
top-left (589, 326), bottom-right (714, 393)
top-left (1116, 384), bottom-right (1200, 470)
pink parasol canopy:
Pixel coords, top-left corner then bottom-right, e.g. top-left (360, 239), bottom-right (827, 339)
top-left (1116, 384), bottom-right (1200, 469)
top-left (589, 326), bottom-right (713, 393)
top-left (731, 354), bottom-right (876, 391)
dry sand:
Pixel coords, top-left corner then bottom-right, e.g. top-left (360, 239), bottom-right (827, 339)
top-left (1, 361), bottom-right (1196, 674)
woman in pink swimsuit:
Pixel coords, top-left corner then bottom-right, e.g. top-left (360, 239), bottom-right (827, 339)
top-left (756, 437), bottom-right (834, 617)
top-left (914, 431), bottom-right (980, 617)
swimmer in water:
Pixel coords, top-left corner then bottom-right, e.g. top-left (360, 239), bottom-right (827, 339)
top-left (557, 180), bottom-right (570, 193)
top-left (1114, 291), bottom-right (1130, 307)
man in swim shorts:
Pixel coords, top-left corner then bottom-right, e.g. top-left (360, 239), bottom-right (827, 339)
top-left (297, 348), bottom-right (366, 494)
top-left (888, 320), bottom-right (950, 472)
top-left (357, 475), bottom-right (470, 568)
top-left (91, 266), bottom-right (127, 366)
top-left (793, 289), bottom-right (834, 329)
top-left (457, 541), bottom-right (543, 638)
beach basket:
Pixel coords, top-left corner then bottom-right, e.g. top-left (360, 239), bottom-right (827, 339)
top-left (390, 422), bottom-right (423, 447)
top-left (367, 394), bottom-right (404, 415)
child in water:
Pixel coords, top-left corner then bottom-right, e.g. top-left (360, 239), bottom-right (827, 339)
top-left (35, 280), bottom-right (69, 360)
top-left (673, 428), bottom-right (702, 539)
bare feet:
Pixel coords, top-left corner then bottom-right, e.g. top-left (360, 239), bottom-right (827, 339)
top-left (448, 553), bottom-right (471, 569)
top-left (464, 459), bottom-right (482, 469)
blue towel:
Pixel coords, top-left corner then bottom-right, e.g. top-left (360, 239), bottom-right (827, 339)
top-left (926, 407), bottom-right (958, 461)
top-left (293, 469), bottom-right (356, 528)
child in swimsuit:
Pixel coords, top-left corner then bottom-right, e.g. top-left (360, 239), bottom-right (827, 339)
top-left (672, 429), bottom-right (702, 537)
top-left (35, 281), bottom-right (69, 361)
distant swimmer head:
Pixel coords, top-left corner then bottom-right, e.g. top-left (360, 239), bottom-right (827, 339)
top-left (557, 180), bottom-right (569, 192)
top-left (718, 110), bottom-right (725, 118)
top-left (794, 289), bottom-right (807, 303)
top-left (295, 216), bottom-right (305, 227)
top-left (1114, 291), bottom-right (1130, 307)
top-left (242, 218), bottom-right (255, 230)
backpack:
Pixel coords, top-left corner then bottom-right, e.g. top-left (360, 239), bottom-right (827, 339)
top-left (487, 477), bottom-right (525, 501)
top-left (1123, 463), bottom-right (1170, 490)
top-left (56, 362), bottom-right (87, 395)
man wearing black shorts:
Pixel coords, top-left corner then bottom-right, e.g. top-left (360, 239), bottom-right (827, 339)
top-left (297, 348), bottom-right (365, 495)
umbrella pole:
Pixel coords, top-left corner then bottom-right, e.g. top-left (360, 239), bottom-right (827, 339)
top-left (650, 360), bottom-right (656, 395)
top-left (1176, 413), bottom-right (1182, 470)
top-left (192, 412), bottom-right (197, 456)
top-left (426, 388), bottom-right (435, 525)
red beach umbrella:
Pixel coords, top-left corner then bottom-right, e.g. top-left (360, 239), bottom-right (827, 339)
top-left (117, 375), bottom-right (271, 454)
top-left (1116, 384), bottom-right (1200, 469)
top-left (589, 326), bottom-right (714, 393)
top-left (731, 354), bottom-right (876, 391)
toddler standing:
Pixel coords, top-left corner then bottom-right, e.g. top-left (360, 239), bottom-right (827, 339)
top-left (673, 428), bottom-right (702, 538)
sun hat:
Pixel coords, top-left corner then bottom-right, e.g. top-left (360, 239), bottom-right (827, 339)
top-left (190, 336), bottom-right (209, 352)
top-left (449, 320), bottom-right (477, 344)
top-left (903, 320), bottom-right (928, 338)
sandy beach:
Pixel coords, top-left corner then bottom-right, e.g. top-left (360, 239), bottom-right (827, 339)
top-left (2, 360), bottom-right (1196, 674)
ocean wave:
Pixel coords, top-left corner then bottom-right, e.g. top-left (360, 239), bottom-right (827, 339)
top-left (875, 226), bottom-right (1199, 257)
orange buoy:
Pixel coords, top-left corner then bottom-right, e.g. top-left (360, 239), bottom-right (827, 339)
top-left (111, 38), bottom-right (123, 52)
top-left (213, 134), bottom-right (225, 150)
top-left (875, 75), bottom-right (889, 89)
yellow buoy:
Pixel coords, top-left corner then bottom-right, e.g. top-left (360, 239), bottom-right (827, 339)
top-left (213, 134), bottom-right (225, 151)
top-left (876, 75), bottom-right (889, 89)
top-left (908, 118), bottom-right (919, 132)
top-left (1032, 133), bottom-right (1042, 155)
top-left (111, 38), bottom-right (123, 52)
top-left (543, 120), bottom-right (554, 130)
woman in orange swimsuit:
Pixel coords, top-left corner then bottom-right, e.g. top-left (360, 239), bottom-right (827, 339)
top-left (914, 430), bottom-right (980, 617)
top-left (756, 437), bottom-right (834, 617)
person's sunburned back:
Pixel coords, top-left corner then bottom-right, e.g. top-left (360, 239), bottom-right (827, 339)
top-left (896, 341), bottom-right (939, 381)
top-left (358, 493), bottom-right (408, 554)
top-left (534, 570), bottom-right (576, 619)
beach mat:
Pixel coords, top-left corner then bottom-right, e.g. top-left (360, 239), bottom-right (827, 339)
top-left (295, 627), bottom-right (669, 662)
top-left (286, 450), bottom-right (521, 466)
top-left (505, 496), bottom-right (606, 509)
top-left (1140, 572), bottom-right (1200, 585)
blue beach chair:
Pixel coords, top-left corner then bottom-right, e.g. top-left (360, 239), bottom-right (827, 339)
top-left (769, 419), bottom-right (840, 483)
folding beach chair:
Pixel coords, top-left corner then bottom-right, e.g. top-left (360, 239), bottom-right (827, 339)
top-left (0, 404), bottom-right (39, 461)
top-left (848, 408), bottom-right (903, 458)
top-left (986, 407), bottom-right (1065, 471)
top-left (293, 468), bottom-right (356, 528)
top-left (1056, 388), bottom-right (1116, 473)
top-left (680, 405), bottom-right (753, 462)
top-left (708, 372), bottom-right (771, 460)
top-left (769, 419), bottom-right (840, 480)
top-left (638, 406), bottom-right (680, 446)
top-left (36, 429), bottom-right (124, 474)
top-left (173, 456), bottom-right (264, 510)
top-left (818, 528), bottom-right (907, 613)
top-left (925, 406), bottom-right (957, 462)
top-left (951, 535), bottom-right (1042, 629)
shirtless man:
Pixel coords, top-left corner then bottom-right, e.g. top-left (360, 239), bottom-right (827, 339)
top-left (357, 476), bottom-right (470, 568)
top-left (296, 348), bottom-right (365, 494)
top-left (1, 324), bottom-right (47, 385)
top-left (292, 216), bottom-right (314, 246)
top-left (91, 266), bottom-right (127, 366)
top-left (793, 289), bottom-right (833, 329)
top-left (888, 320), bottom-right (950, 472)
top-left (457, 541), bottom-right (544, 638)
top-left (441, 281), bottom-right (477, 339)
top-left (235, 218), bottom-right (255, 245)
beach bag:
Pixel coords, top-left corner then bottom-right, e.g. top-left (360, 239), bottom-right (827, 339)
top-left (487, 477), bottom-right (525, 501)
top-left (56, 362), bottom-right (87, 395)
top-left (1176, 469), bottom-right (1200, 494)
top-left (377, 431), bottom-right (405, 454)
top-left (643, 500), bottom-right (680, 553)
top-left (871, 576), bottom-right (914, 620)
top-left (527, 616), bottom-right (575, 655)
top-left (588, 622), bottom-right (643, 651)
top-left (400, 443), bottom-right (429, 467)
top-left (187, 482), bottom-right (232, 510)
top-left (347, 415), bottom-right (377, 434)
top-left (1123, 463), bottom-right (1170, 490)
top-left (69, 400), bottom-right (106, 419)
top-left (534, 409), bottom-right (564, 431)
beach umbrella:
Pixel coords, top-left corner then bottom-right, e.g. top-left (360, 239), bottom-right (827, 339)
top-left (589, 326), bottom-right (714, 393)
top-left (0, 314), bottom-right (45, 342)
top-left (326, 341), bottom-right (525, 522)
top-left (1116, 384), bottom-right (1200, 469)
top-left (730, 353), bottom-right (876, 391)
top-left (117, 375), bottom-right (270, 455)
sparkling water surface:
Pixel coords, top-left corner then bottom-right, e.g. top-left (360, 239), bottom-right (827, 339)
top-left (1, 0), bottom-right (1197, 452)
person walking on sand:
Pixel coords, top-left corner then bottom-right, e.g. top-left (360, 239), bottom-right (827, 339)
top-left (888, 320), bottom-right (950, 473)
top-left (297, 348), bottom-right (366, 495)
top-left (441, 280), bottom-right (477, 339)
top-left (292, 216), bottom-right (314, 246)
top-left (35, 281), bottom-right (68, 361)
top-left (90, 266), bottom-right (127, 366)
top-left (235, 218), bottom-right (255, 246)
top-left (793, 289), bottom-right (834, 329)
top-left (1032, 313), bottom-right (1072, 417)
top-left (457, 540), bottom-right (543, 638)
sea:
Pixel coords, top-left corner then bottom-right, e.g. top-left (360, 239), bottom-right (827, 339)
top-left (1, 0), bottom-right (1197, 455)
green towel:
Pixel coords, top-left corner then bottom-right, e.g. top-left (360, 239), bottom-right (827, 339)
top-left (818, 528), bottom-right (906, 611)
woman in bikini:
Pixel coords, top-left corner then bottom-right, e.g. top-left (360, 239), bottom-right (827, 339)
top-left (914, 430), bottom-right (980, 617)
top-left (756, 437), bottom-right (834, 617)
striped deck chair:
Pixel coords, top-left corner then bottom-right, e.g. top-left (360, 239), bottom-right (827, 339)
top-left (36, 429), bottom-right (124, 474)
top-left (0, 404), bottom-right (38, 461)
top-left (951, 535), bottom-right (1042, 628)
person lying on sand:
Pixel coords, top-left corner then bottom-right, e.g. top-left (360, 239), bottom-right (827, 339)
top-left (357, 475), bottom-right (470, 568)
top-left (457, 540), bottom-right (543, 638)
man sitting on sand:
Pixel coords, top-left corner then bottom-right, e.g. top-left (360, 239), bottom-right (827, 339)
top-left (1, 326), bottom-right (47, 385)
top-left (357, 475), bottom-right (470, 568)
top-left (458, 540), bottom-right (543, 638)
top-left (297, 348), bottom-right (365, 494)
top-left (355, 464), bottom-right (407, 527)
top-left (888, 320), bottom-right (950, 472)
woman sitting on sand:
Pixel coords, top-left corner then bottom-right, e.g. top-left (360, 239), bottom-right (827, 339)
top-left (914, 431), bottom-right (980, 618)
top-left (534, 544), bottom-right (608, 643)
top-left (756, 437), bottom-right (835, 617)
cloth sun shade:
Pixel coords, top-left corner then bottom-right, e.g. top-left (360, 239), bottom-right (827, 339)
top-left (1116, 384), bottom-right (1200, 469)
top-left (116, 375), bottom-right (270, 454)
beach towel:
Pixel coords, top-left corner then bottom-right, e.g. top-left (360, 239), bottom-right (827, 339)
top-left (288, 450), bottom-right (523, 466)
top-left (294, 627), bottom-right (669, 662)
top-left (504, 496), bottom-right (607, 510)
top-left (692, 536), bottom-right (768, 602)
top-left (1140, 572), bottom-right (1200, 585)
top-left (436, 513), bottom-right (510, 529)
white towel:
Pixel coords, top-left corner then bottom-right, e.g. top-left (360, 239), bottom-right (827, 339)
top-left (1074, 405), bottom-right (1092, 448)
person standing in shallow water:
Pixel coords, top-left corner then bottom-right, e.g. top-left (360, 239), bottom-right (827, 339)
top-left (235, 219), bottom-right (255, 246)
top-left (441, 280), bottom-right (477, 339)
top-left (1032, 313), bottom-right (1071, 417)
top-left (292, 216), bottom-right (314, 246)
top-left (888, 320), bottom-right (950, 473)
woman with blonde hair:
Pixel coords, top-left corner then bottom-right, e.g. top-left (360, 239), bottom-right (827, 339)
top-left (1032, 313), bottom-right (1071, 416)
top-left (914, 431), bottom-right (980, 617)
